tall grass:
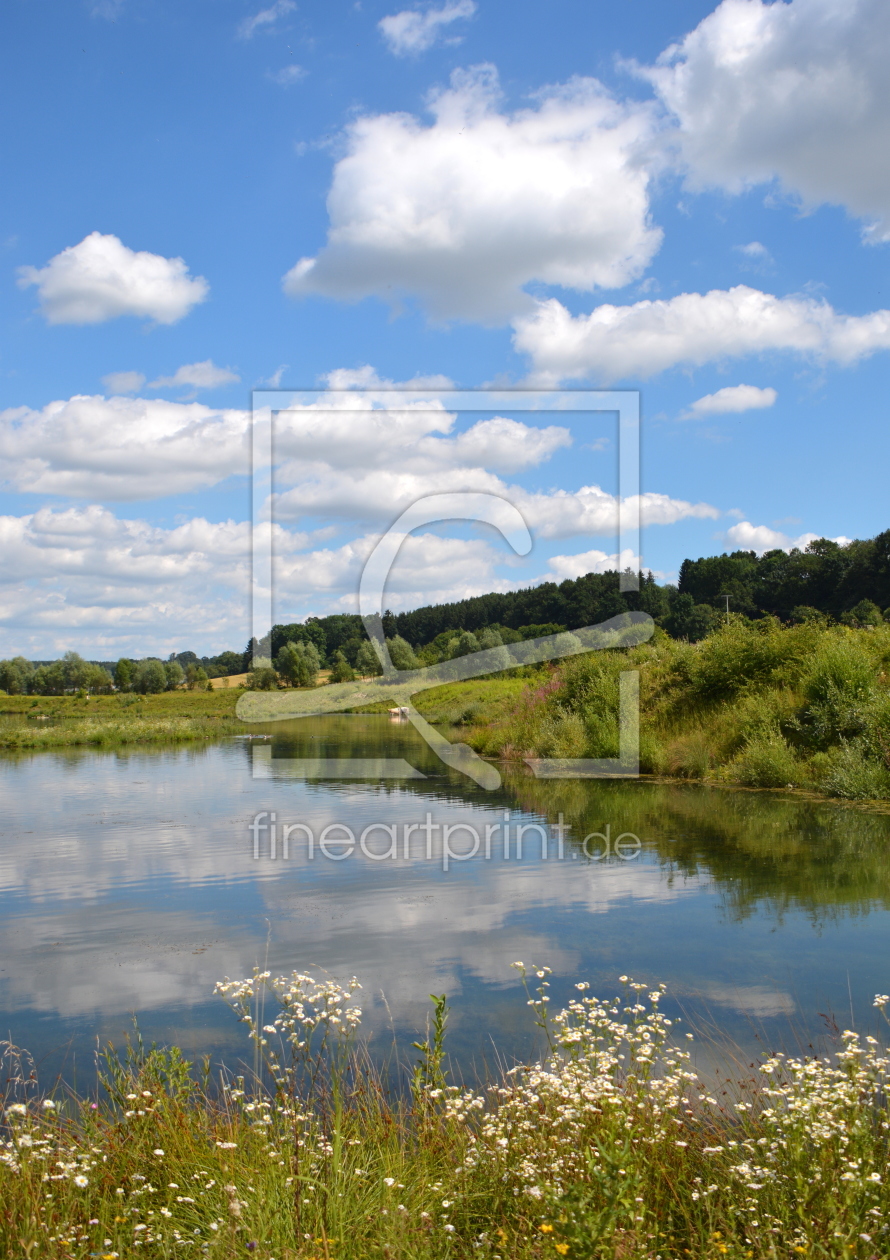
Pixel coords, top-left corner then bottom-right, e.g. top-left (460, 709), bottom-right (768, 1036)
top-left (0, 715), bottom-right (241, 750)
top-left (461, 621), bottom-right (890, 800)
top-left (2, 969), bottom-right (889, 1258)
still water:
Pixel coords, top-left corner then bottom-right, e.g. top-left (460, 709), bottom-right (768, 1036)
top-left (2, 714), bottom-right (889, 1082)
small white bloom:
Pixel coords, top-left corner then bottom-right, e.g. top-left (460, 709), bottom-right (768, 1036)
top-left (153, 1149), bottom-right (165, 1157)
top-left (73, 1174), bottom-right (89, 1188)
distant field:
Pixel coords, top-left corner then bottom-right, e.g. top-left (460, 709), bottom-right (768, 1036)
top-left (208, 671), bottom-right (248, 689)
top-left (0, 687), bottom-right (243, 749)
top-left (0, 671), bottom-right (536, 750)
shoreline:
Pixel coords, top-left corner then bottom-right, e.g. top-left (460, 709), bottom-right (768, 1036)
top-left (5, 681), bottom-right (890, 810)
top-left (2, 971), bottom-right (888, 1259)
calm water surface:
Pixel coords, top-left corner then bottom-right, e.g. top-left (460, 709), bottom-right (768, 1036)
top-left (2, 715), bottom-right (889, 1081)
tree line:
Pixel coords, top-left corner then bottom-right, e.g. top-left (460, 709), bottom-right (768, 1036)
top-left (4, 531), bottom-right (890, 693)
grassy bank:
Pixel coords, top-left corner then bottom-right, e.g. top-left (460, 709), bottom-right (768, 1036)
top-left (7, 620), bottom-right (890, 804)
top-left (433, 619), bottom-right (890, 801)
top-left (0, 689), bottom-right (243, 750)
top-left (2, 969), bottom-right (889, 1259)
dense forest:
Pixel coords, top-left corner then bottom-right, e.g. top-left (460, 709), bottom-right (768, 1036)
top-left (3, 531), bottom-right (890, 693)
top-left (252, 529), bottom-right (890, 669)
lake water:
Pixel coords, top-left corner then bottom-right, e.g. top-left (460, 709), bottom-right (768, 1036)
top-left (2, 714), bottom-right (890, 1085)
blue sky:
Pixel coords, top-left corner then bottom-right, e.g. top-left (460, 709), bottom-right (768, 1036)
top-left (2, 0), bottom-right (889, 657)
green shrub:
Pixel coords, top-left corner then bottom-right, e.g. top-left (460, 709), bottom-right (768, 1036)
top-left (803, 636), bottom-right (875, 707)
top-left (796, 636), bottom-right (876, 747)
top-left (687, 619), bottom-right (815, 701)
top-left (731, 732), bottom-right (800, 788)
top-left (821, 740), bottom-right (890, 800)
top-left (526, 710), bottom-right (589, 758)
top-left (246, 666), bottom-right (278, 690)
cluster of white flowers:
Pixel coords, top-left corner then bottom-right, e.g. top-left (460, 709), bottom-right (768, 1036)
top-left (435, 976), bottom-right (695, 1205)
top-left (419, 974), bottom-right (890, 1251)
top-left (214, 969), bottom-right (362, 1057)
top-left (1, 1104), bottom-right (101, 1186)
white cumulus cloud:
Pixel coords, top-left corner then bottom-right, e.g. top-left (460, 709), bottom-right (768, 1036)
top-left (725, 520), bottom-right (852, 555)
top-left (18, 232), bottom-right (208, 326)
top-left (283, 65), bottom-right (662, 321)
top-left (379, 0), bottom-right (476, 56)
top-left (511, 285), bottom-right (890, 383)
top-left (149, 360), bottom-right (240, 391)
top-left (0, 506), bottom-right (255, 656)
top-left (641, 0), bottom-right (890, 241)
top-left (0, 395), bottom-right (249, 500)
top-left (544, 547), bottom-right (643, 581)
top-left (683, 383), bottom-right (776, 418)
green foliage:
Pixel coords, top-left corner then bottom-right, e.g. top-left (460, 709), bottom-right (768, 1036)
top-left (448, 620), bottom-right (890, 800)
top-left (164, 659), bottom-right (185, 690)
top-left (476, 627), bottom-right (512, 671)
top-left (246, 666), bottom-right (278, 690)
top-left (18, 652), bottom-right (114, 696)
top-left (684, 617), bottom-right (816, 701)
top-left (385, 634), bottom-right (419, 670)
top-left (841, 598), bottom-right (885, 627)
top-left (269, 619), bottom-right (327, 662)
top-left (113, 657), bottom-right (134, 690)
top-left (276, 638), bottom-right (320, 687)
top-left (791, 604), bottom-right (828, 624)
top-left (185, 663), bottom-right (209, 689)
top-left (665, 731), bottom-right (714, 779)
top-left (515, 622), bottom-right (566, 639)
top-left (355, 639), bottom-right (383, 677)
top-left (794, 636), bottom-right (876, 748)
top-left (133, 657), bottom-right (168, 694)
top-left (328, 649), bottom-right (355, 683)
top-left (450, 630), bottom-right (480, 658)
top-left (411, 993), bottom-right (450, 1102)
top-left (730, 730), bottom-right (800, 788)
top-left (664, 593), bottom-right (723, 640)
top-left (0, 656), bottom-right (34, 695)
top-left (820, 740), bottom-right (890, 800)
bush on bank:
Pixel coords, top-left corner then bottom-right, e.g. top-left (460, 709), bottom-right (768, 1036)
top-left (462, 619), bottom-right (890, 800)
top-left (2, 968), bottom-right (889, 1259)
